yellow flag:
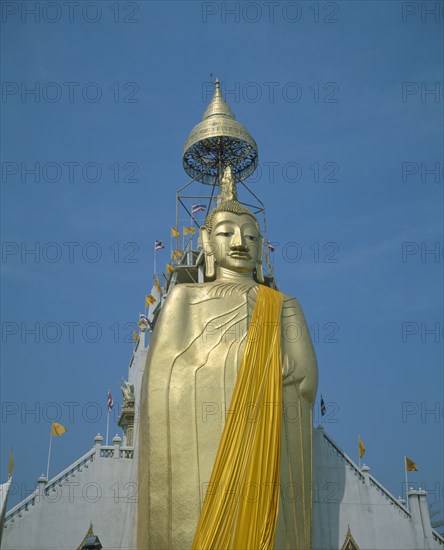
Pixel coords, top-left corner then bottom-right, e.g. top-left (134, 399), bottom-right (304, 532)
top-left (154, 275), bottom-right (161, 294)
top-left (8, 448), bottom-right (14, 478)
top-left (172, 250), bottom-right (183, 260)
top-left (358, 436), bottom-right (365, 459)
top-left (145, 294), bottom-right (156, 307)
top-left (166, 263), bottom-right (174, 273)
top-left (52, 422), bottom-right (67, 437)
top-left (133, 330), bottom-right (139, 343)
top-left (406, 456), bottom-right (418, 471)
top-left (171, 227), bottom-right (180, 238)
top-left (184, 226), bottom-right (197, 235)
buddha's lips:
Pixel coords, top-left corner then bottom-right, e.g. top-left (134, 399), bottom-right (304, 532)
top-left (228, 252), bottom-right (251, 259)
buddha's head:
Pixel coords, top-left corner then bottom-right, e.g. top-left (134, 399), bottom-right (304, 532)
top-left (200, 168), bottom-right (264, 282)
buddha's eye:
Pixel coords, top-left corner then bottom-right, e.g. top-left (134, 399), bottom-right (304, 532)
top-left (245, 235), bottom-right (258, 241)
top-left (216, 231), bottom-right (232, 237)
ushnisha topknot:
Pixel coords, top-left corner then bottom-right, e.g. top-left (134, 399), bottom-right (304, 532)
top-left (204, 165), bottom-right (261, 234)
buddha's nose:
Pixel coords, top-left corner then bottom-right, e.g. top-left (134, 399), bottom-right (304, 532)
top-left (230, 234), bottom-right (249, 251)
top-left (231, 227), bottom-right (249, 250)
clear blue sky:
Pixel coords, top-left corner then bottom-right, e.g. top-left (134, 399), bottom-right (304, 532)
top-left (1, 1), bottom-right (443, 513)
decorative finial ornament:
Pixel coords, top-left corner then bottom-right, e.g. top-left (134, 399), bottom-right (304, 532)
top-left (182, 78), bottom-right (258, 185)
top-left (203, 164), bottom-right (260, 236)
top-left (201, 78), bottom-right (236, 121)
top-left (218, 166), bottom-right (238, 203)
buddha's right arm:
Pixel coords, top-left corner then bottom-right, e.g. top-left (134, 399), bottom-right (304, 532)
top-left (281, 295), bottom-right (318, 405)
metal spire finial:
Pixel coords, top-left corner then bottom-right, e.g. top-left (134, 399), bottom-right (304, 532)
top-left (182, 78), bottom-right (259, 185)
top-left (201, 78), bottom-right (235, 121)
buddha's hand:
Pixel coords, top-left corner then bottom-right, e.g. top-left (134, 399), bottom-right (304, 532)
top-left (282, 354), bottom-right (309, 385)
top-left (281, 296), bottom-right (318, 404)
top-left (282, 355), bottom-right (296, 384)
top-left (282, 351), bottom-right (318, 404)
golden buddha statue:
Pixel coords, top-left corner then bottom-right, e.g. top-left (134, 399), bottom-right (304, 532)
top-left (137, 165), bottom-right (318, 549)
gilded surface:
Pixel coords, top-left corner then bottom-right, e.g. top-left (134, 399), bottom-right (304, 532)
top-left (182, 79), bottom-right (257, 158)
top-left (182, 80), bottom-right (258, 184)
top-left (137, 209), bottom-right (318, 549)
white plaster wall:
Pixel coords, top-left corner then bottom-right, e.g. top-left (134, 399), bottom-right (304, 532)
top-left (125, 335), bottom-right (148, 550)
top-left (128, 334), bottom-right (148, 447)
top-left (2, 450), bottom-right (136, 550)
top-left (312, 427), bottom-right (443, 549)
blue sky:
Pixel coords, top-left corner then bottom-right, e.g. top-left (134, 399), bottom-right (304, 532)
top-left (1, 0), bottom-right (443, 513)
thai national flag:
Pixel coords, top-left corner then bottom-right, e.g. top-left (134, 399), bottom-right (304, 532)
top-left (107, 390), bottom-right (114, 413)
top-left (266, 241), bottom-right (276, 252)
top-left (155, 240), bottom-right (165, 251)
top-left (192, 204), bottom-right (206, 215)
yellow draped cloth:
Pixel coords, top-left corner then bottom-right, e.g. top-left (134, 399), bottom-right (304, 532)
top-left (192, 285), bottom-right (284, 550)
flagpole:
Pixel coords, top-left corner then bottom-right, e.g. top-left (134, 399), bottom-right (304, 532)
top-left (8, 448), bottom-right (13, 479)
top-left (153, 242), bottom-right (156, 275)
top-left (190, 211), bottom-right (193, 257)
top-left (358, 434), bottom-right (361, 468)
top-left (404, 456), bottom-right (409, 510)
top-left (46, 423), bottom-right (53, 480)
top-left (106, 409), bottom-right (110, 446)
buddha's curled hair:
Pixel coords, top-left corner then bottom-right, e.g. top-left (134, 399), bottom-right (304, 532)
top-left (204, 200), bottom-right (261, 234)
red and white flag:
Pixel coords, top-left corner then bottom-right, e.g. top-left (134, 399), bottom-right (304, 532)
top-left (107, 390), bottom-right (114, 413)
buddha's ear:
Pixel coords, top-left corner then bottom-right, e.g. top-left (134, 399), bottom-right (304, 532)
top-left (200, 226), bottom-right (215, 279)
top-left (199, 226), bottom-right (210, 250)
top-left (255, 235), bottom-right (265, 284)
top-left (257, 235), bottom-right (264, 262)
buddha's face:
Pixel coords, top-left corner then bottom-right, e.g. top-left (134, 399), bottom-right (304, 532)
top-left (207, 212), bottom-right (261, 273)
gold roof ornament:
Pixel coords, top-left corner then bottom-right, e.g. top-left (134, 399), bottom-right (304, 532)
top-left (341, 526), bottom-right (361, 550)
top-left (218, 165), bottom-right (237, 202)
top-left (182, 78), bottom-right (258, 185)
top-left (201, 78), bottom-right (236, 120)
top-left (204, 166), bottom-right (260, 234)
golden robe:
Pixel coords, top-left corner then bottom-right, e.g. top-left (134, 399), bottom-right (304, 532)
top-left (137, 281), bottom-right (318, 550)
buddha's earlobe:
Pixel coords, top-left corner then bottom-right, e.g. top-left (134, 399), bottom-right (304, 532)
top-left (255, 235), bottom-right (264, 283)
top-left (205, 254), bottom-right (216, 278)
top-left (200, 226), bottom-right (216, 279)
top-left (255, 261), bottom-right (264, 283)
